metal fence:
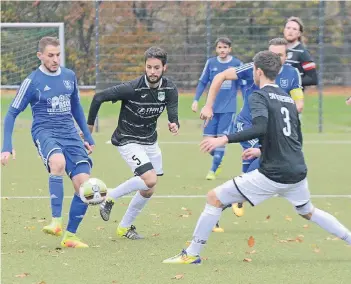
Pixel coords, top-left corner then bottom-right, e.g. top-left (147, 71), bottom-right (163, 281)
top-left (96, 1), bottom-right (351, 90)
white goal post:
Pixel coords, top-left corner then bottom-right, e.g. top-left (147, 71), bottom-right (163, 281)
top-left (1, 22), bottom-right (65, 89)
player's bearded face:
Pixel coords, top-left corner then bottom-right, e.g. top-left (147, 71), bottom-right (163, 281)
top-left (145, 58), bottom-right (166, 84)
top-left (284, 21), bottom-right (301, 43)
top-left (38, 45), bottom-right (60, 73)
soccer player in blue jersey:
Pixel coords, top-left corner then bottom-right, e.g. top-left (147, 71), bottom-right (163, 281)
top-left (206, 38), bottom-right (304, 230)
top-left (192, 37), bottom-right (243, 181)
top-left (1, 37), bottom-right (95, 248)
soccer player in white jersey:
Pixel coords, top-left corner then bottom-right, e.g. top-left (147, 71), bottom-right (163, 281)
top-left (1, 37), bottom-right (95, 248)
top-left (87, 47), bottom-right (179, 240)
top-left (163, 51), bottom-right (351, 264)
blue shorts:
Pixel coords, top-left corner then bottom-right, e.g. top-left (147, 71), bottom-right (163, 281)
top-left (203, 112), bottom-right (236, 137)
top-left (233, 120), bottom-right (260, 172)
top-left (34, 133), bottom-right (92, 178)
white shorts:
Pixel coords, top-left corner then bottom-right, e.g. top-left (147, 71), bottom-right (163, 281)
top-left (215, 169), bottom-right (310, 207)
top-left (117, 142), bottom-right (163, 176)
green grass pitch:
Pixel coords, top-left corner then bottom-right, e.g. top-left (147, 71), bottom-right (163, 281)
top-left (1, 94), bottom-right (351, 284)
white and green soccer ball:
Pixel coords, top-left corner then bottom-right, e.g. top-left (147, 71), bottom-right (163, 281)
top-left (79, 178), bottom-right (108, 205)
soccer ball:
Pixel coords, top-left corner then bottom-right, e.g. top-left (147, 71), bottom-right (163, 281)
top-left (79, 178), bottom-right (108, 205)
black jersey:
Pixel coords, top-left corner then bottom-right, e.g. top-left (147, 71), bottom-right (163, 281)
top-left (249, 84), bottom-right (307, 183)
top-left (88, 75), bottom-right (179, 146)
top-left (286, 42), bottom-right (317, 87)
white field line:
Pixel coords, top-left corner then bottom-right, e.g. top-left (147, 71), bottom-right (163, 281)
top-left (106, 140), bottom-right (351, 145)
top-left (1, 194), bottom-right (351, 200)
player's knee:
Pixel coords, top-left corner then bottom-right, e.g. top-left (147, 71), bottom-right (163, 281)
top-left (140, 187), bottom-right (154, 198)
top-left (49, 153), bottom-right (66, 175)
top-left (206, 190), bottom-right (222, 208)
top-left (295, 201), bottom-right (314, 220)
top-left (140, 170), bottom-right (158, 188)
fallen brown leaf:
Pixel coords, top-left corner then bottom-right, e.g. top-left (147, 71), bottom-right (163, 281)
top-left (248, 236), bottom-right (255, 247)
top-left (285, 216), bottom-right (292, 222)
top-left (15, 273), bottom-right (30, 278)
top-left (17, 250), bottom-right (25, 253)
top-left (201, 257), bottom-right (208, 260)
top-left (179, 214), bottom-right (189, 218)
top-left (303, 224), bottom-right (309, 229)
top-left (246, 250), bottom-right (256, 254)
top-left (243, 258), bottom-right (252, 262)
top-left (266, 215), bottom-right (271, 220)
top-left (37, 281), bottom-right (46, 284)
top-left (172, 274), bottom-right (184, 280)
top-left (152, 233), bottom-right (160, 237)
top-left (96, 226), bottom-right (104, 230)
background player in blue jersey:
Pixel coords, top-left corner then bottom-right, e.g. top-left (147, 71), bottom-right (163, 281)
top-left (1, 37), bottom-right (95, 248)
top-left (191, 37), bottom-right (244, 181)
top-left (202, 38), bottom-right (304, 231)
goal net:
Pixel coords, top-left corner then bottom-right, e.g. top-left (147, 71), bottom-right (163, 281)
top-left (1, 23), bottom-right (65, 88)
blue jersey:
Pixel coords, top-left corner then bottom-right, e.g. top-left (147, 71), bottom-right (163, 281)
top-left (195, 56), bottom-right (243, 113)
top-left (236, 63), bottom-right (301, 125)
top-left (9, 66), bottom-right (83, 140)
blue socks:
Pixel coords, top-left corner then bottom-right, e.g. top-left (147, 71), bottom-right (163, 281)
top-left (67, 193), bottom-right (88, 234)
top-left (49, 175), bottom-right (64, 218)
top-left (210, 147), bottom-right (225, 172)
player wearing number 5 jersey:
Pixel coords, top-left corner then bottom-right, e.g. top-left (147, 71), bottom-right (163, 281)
top-left (87, 47), bottom-right (179, 239)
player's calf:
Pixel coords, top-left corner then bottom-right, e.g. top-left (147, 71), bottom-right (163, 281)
top-left (296, 201), bottom-right (351, 245)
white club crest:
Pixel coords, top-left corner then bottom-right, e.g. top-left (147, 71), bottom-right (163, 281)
top-left (280, 78), bottom-right (289, 89)
top-left (63, 80), bottom-right (73, 90)
top-left (158, 92), bottom-right (165, 101)
top-left (287, 52), bottom-right (293, 59)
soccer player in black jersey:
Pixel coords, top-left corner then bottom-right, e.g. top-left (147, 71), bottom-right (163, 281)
top-left (87, 47), bottom-right (179, 239)
top-left (284, 16), bottom-right (318, 112)
top-left (163, 51), bottom-right (351, 264)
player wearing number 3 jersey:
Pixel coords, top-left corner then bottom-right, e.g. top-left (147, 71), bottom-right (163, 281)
top-left (87, 47), bottom-right (179, 239)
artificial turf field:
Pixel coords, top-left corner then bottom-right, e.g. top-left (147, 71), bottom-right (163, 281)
top-left (1, 94), bottom-right (351, 284)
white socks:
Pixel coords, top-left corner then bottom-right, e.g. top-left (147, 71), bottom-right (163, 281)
top-left (119, 191), bottom-right (149, 228)
top-left (310, 208), bottom-right (351, 244)
top-left (186, 204), bottom-right (222, 256)
top-left (108, 176), bottom-right (149, 200)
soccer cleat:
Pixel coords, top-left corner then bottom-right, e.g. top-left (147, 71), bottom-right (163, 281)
top-left (212, 222), bottom-right (224, 233)
top-left (42, 217), bottom-right (63, 236)
top-left (162, 249), bottom-right (201, 264)
top-left (61, 231), bottom-right (89, 248)
top-left (206, 171), bottom-right (216, 180)
top-left (232, 203), bottom-right (245, 217)
top-left (100, 198), bottom-right (115, 221)
top-left (215, 163), bottom-right (222, 176)
top-left (116, 225), bottom-right (144, 240)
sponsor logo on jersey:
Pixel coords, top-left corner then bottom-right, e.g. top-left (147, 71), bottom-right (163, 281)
top-left (44, 85), bottom-right (51, 91)
top-left (63, 80), bottom-right (74, 91)
top-left (280, 78), bottom-right (289, 89)
top-left (287, 52), bottom-right (293, 59)
top-left (158, 92), bottom-right (165, 101)
top-left (47, 94), bottom-right (71, 114)
top-left (141, 93), bottom-right (148, 98)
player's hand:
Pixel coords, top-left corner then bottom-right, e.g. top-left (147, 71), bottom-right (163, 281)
top-left (168, 122), bottom-right (179, 136)
top-left (1, 150), bottom-right (16, 166)
top-left (88, 124), bottom-right (94, 133)
top-left (191, 101), bottom-right (198, 113)
top-left (346, 96), bottom-right (351, 106)
top-left (84, 142), bottom-right (94, 155)
top-left (200, 105), bottom-right (213, 127)
top-left (242, 148), bottom-right (261, 160)
top-left (200, 136), bottom-right (228, 153)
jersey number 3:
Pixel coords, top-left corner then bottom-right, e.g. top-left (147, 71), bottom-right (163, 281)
top-left (281, 107), bottom-right (291, 136)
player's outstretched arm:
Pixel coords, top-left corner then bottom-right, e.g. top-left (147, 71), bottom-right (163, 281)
top-left (200, 68), bottom-right (238, 126)
top-left (87, 83), bottom-right (134, 130)
top-left (346, 96), bottom-right (351, 106)
top-left (1, 109), bottom-right (19, 166)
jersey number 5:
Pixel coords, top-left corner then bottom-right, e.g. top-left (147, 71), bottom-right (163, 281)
top-left (132, 155), bottom-right (141, 166)
top-left (281, 107), bottom-right (291, 136)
